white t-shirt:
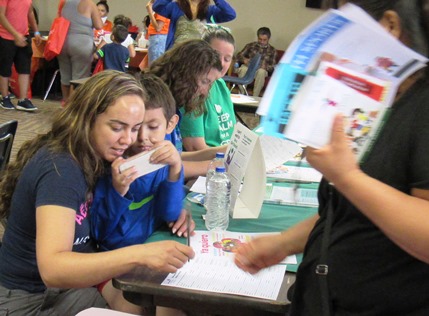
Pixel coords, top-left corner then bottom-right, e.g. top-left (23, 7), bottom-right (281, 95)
top-left (103, 33), bottom-right (134, 48)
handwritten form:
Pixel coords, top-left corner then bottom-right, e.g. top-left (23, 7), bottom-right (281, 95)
top-left (161, 255), bottom-right (286, 300)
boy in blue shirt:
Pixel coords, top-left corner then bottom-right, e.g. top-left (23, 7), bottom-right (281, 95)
top-left (91, 73), bottom-right (191, 252)
top-left (94, 24), bottom-right (130, 72)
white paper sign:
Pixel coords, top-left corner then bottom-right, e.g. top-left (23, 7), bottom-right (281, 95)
top-left (225, 123), bottom-right (266, 219)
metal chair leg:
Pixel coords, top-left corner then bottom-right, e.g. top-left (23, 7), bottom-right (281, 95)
top-left (43, 69), bottom-right (59, 101)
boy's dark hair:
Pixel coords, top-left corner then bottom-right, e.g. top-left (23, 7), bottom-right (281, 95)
top-left (138, 73), bottom-right (177, 121)
top-left (113, 14), bottom-right (132, 29)
top-left (112, 25), bottom-right (128, 43)
top-left (257, 27), bottom-right (271, 39)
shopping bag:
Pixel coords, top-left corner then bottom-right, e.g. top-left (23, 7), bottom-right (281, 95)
top-left (43, 0), bottom-right (69, 61)
top-left (92, 58), bottom-right (104, 75)
top-left (43, 16), bottom-right (70, 61)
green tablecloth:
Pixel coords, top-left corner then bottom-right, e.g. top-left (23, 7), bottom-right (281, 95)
top-left (147, 196), bottom-right (317, 273)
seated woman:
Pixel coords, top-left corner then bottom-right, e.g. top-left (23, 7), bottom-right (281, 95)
top-left (0, 71), bottom-right (194, 315)
top-left (180, 26), bottom-right (237, 151)
top-left (148, 39), bottom-right (228, 179)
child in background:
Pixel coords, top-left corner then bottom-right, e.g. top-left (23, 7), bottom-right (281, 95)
top-left (94, 25), bottom-right (130, 72)
top-left (91, 72), bottom-right (193, 252)
top-left (97, 14), bottom-right (136, 58)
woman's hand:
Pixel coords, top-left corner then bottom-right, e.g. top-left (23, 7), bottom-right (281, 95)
top-left (234, 234), bottom-right (290, 274)
top-left (306, 114), bottom-right (362, 186)
top-left (137, 241), bottom-right (195, 273)
top-left (112, 157), bottom-right (139, 196)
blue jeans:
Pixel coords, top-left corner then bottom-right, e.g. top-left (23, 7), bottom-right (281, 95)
top-left (148, 34), bottom-right (167, 65)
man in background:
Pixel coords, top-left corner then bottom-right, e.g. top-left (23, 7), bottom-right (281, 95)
top-left (0, 0), bottom-right (40, 111)
top-left (236, 27), bottom-right (277, 97)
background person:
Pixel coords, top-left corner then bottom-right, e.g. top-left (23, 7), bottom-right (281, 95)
top-left (234, 1), bottom-right (429, 315)
top-left (0, 0), bottom-right (41, 111)
top-left (146, 0), bottom-right (170, 65)
top-left (94, 24), bottom-right (130, 72)
top-left (235, 27), bottom-right (277, 97)
top-left (180, 26), bottom-right (236, 151)
top-left (0, 71), bottom-right (194, 315)
top-left (58, 0), bottom-right (103, 104)
top-left (94, 0), bottom-right (113, 42)
top-left (97, 14), bottom-right (136, 59)
top-left (153, 0), bottom-right (236, 51)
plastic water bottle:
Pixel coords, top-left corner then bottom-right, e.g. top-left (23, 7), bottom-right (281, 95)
top-left (205, 167), bottom-right (231, 231)
top-left (205, 152), bottom-right (226, 187)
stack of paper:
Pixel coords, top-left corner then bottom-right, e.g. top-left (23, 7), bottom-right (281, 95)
top-left (257, 4), bottom-right (428, 161)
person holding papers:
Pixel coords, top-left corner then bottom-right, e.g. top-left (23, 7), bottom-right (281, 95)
top-left (235, 1), bottom-right (429, 315)
top-left (90, 74), bottom-right (194, 315)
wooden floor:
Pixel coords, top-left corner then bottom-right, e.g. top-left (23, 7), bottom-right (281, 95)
top-left (1, 97), bottom-right (62, 240)
top-left (0, 97), bottom-right (62, 162)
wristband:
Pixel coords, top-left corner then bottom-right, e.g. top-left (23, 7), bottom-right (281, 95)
top-left (34, 31), bottom-right (40, 36)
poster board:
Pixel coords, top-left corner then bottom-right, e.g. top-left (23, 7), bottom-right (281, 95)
top-left (224, 123), bottom-right (266, 219)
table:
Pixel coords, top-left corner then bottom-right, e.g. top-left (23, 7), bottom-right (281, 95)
top-left (128, 47), bottom-right (148, 70)
top-left (230, 94), bottom-right (261, 128)
top-left (113, 199), bottom-right (317, 315)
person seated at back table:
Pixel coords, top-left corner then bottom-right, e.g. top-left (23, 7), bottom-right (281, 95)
top-left (91, 73), bottom-right (193, 315)
top-left (235, 27), bottom-right (277, 97)
top-left (180, 26), bottom-right (237, 151)
top-left (148, 39), bottom-right (230, 180)
top-left (94, 24), bottom-right (130, 72)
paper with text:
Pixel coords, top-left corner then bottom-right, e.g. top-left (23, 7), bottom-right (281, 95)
top-left (191, 230), bottom-right (297, 264)
top-left (162, 255), bottom-right (286, 300)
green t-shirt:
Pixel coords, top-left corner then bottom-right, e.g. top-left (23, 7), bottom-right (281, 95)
top-left (180, 79), bottom-right (237, 147)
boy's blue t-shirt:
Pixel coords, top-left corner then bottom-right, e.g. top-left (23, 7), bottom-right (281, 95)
top-left (96, 42), bottom-right (130, 72)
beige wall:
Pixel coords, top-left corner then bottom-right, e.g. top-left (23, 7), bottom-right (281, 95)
top-left (33, 0), bottom-right (324, 52)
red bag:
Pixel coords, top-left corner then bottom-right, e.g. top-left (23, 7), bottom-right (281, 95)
top-left (43, 0), bottom-right (70, 61)
top-left (92, 58), bottom-right (104, 75)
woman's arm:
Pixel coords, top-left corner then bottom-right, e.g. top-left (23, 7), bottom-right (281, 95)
top-left (235, 214), bottom-right (319, 273)
top-left (183, 137), bottom-right (208, 151)
top-left (152, 0), bottom-right (175, 18)
top-left (307, 115), bottom-right (429, 264)
top-left (82, 0), bottom-right (103, 30)
top-left (36, 205), bottom-right (194, 288)
top-left (208, 0), bottom-right (236, 23)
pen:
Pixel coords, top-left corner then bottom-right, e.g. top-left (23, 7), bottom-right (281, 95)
top-left (186, 209), bottom-right (191, 261)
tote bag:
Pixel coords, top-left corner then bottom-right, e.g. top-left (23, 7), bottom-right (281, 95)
top-left (92, 58), bottom-right (104, 75)
top-left (43, 0), bottom-right (70, 61)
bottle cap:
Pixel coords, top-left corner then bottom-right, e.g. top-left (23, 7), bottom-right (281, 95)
top-left (215, 152), bottom-right (225, 158)
top-left (215, 167), bottom-right (226, 173)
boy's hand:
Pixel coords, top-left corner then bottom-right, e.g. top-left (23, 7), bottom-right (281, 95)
top-left (149, 140), bottom-right (182, 171)
top-left (112, 157), bottom-right (139, 196)
top-left (168, 209), bottom-right (196, 238)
